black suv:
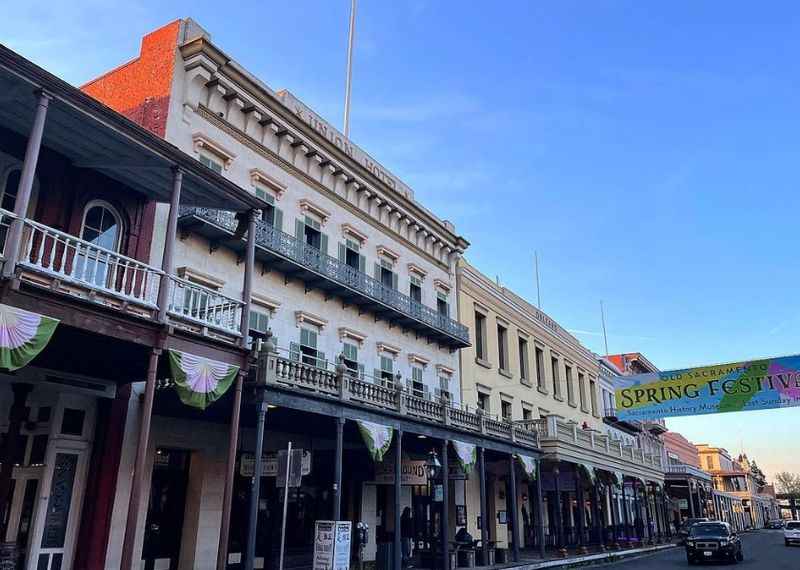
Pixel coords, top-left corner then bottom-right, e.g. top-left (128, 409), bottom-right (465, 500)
top-left (685, 521), bottom-right (743, 565)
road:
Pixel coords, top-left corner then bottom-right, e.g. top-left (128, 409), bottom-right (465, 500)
top-left (605, 530), bottom-right (799, 569)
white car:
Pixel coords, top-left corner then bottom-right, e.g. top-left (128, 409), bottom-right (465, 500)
top-left (785, 521), bottom-right (800, 546)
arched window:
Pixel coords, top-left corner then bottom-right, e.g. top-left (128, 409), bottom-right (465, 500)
top-left (1, 168), bottom-right (21, 212)
top-left (77, 201), bottom-right (123, 287)
top-left (80, 201), bottom-right (122, 252)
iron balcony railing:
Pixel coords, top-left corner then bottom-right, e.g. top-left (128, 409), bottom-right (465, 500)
top-left (180, 207), bottom-right (470, 344)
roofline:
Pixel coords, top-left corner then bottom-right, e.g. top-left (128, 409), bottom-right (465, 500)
top-left (0, 42), bottom-right (267, 211)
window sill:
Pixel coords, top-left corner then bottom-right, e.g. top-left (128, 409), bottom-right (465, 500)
top-left (567, 400), bottom-right (577, 408)
top-left (520, 379), bottom-right (533, 388)
top-left (475, 357), bottom-right (492, 370)
top-left (537, 386), bottom-right (549, 396)
top-left (553, 395), bottom-right (564, 402)
top-left (499, 368), bottom-right (513, 380)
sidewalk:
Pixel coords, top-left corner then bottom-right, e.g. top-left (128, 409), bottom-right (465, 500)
top-left (474, 543), bottom-right (677, 570)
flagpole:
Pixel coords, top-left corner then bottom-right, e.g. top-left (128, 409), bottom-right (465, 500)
top-left (600, 301), bottom-right (609, 357)
top-left (534, 251), bottom-right (541, 308)
top-left (343, 0), bottom-right (357, 137)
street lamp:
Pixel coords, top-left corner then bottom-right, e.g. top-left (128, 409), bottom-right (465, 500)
top-left (426, 449), bottom-right (442, 480)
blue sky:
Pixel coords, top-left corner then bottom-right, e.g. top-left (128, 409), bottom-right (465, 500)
top-left (4, 1), bottom-right (800, 478)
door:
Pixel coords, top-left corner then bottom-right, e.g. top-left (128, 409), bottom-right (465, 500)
top-left (141, 449), bottom-right (191, 570)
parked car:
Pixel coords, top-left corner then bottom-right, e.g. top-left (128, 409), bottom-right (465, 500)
top-left (685, 521), bottom-right (743, 565)
top-left (678, 517), bottom-right (710, 545)
top-left (767, 519), bottom-right (785, 529)
top-left (785, 521), bottom-right (800, 546)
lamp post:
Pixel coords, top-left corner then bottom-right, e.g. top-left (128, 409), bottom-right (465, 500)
top-left (426, 450), bottom-right (441, 552)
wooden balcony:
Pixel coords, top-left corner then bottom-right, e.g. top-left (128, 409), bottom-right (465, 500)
top-left (178, 207), bottom-right (471, 349)
top-left (2, 210), bottom-right (245, 344)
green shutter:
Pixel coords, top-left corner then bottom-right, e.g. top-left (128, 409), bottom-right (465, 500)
top-left (338, 243), bottom-right (346, 262)
top-left (358, 363), bottom-right (365, 381)
top-left (274, 208), bottom-right (283, 231)
top-left (359, 254), bottom-right (366, 273)
top-left (392, 272), bottom-right (398, 290)
top-left (374, 263), bottom-right (381, 280)
top-left (289, 342), bottom-right (300, 361)
top-left (374, 369), bottom-right (382, 384)
top-left (295, 219), bottom-right (304, 241)
top-left (318, 352), bottom-right (327, 369)
top-left (319, 233), bottom-right (328, 255)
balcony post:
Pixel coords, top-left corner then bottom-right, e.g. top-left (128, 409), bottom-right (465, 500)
top-left (441, 439), bottom-right (450, 570)
top-left (553, 464), bottom-right (566, 556)
top-left (442, 404), bottom-right (450, 426)
top-left (3, 90), bottom-right (51, 278)
top-left (478, 447), bottom-right (489, 563)
top-left (620, 477), bottom-right (630, 543)
top-left (238, 209), bottom-right (258, 343)
top-left (393, 429), bottom-right (403, 570)
top-left (120, 347), bottom-right (161, 570)
top-left (157, 167), bottom-right (183, 322)
top-left (336, 356), bottom-right (350, 401)
top-left (535, 459), bottom-right (545, 559)
top-left (575, 468), bottom-right (585, 552)
top-left (333, 417), bottom-right (345, 520)
top-left (509, 454), bottom-right (520, 562)
top-left (643, 482), bottom-right (653, 544)
top-left (245, 385), bottom-right (269, 570)
top-left (217, 369), bottom-right (245, 570)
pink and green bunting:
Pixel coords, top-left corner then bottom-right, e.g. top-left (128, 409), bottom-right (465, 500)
top-left (451, 440), bottom-right (477, 474)
top-left (355, 420), bottom-right (394, 462)
top-left (0, 303), bottom-right (58, 371)
top-left (167, 349), bottom-right (240, 410)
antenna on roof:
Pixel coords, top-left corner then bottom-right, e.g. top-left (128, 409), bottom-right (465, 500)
top-left (534, 250), bottom-right (541, 308)
top-left (600, 300), bottom-right (609, 358)
top-left (343, 0), bottom-right (357, 137)
top-left (495, 275), bottom-right (500, 287)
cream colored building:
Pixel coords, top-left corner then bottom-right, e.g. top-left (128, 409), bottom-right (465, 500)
top-left (457, 259), bottom-right (668, 552)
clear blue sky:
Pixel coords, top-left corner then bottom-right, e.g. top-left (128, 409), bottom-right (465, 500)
top-left (5, 1), bottom-right (800, 478)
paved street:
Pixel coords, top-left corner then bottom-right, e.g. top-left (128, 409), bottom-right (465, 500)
top-left (605, 531), bottom-right (799, 569)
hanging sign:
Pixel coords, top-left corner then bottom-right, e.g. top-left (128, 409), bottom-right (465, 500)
top-left (374, 459), bottom-right (427, 485)
top-left (355, 420), bottom-right (393, 462)
top-left (239, 450), bottom-right (312, 477)
top-left (0, 303), bottom-right (58, 371)
top-left (451, 440), bottom-right (477, 474)
top-left (167, 349), bottom-right (239, 409)
top-left (614, 354), bottom-right (800, 420)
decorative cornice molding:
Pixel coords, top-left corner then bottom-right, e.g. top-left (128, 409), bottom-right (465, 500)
top-left (376, 341), bottom-right (401, 356)
top-left (376, 245), bottom-right (400, 262)
top-left (250, 168), bottom-right (286, 199)
top-left (407, 263), bottom-right (428, 279)
top-left (408, 353), bottom-right (430, 366)
top-left (298, 198), bottom-right (331, 224)
top-left (192, 132), bottom-right (236, 169)
top-left (250, 292), bottom-right (281, 312)
top-left (295, 310), bottom-right (328, 329)
top-left (338, 326), bottom-right (367, 345)
top-left (341, 223), bottom-right (368, 244)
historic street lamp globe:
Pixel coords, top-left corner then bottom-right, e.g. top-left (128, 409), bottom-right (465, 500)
top-left (426, 449), bottom-right (441, 480)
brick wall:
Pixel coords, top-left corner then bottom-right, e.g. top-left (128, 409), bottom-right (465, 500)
top-left (81, 20), bottom-right (181, 138)
top-left (663, 431), bottom-right (701, 467)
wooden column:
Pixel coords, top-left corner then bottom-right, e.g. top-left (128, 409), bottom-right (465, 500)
top-left (2, 90), bottom-right (50, 277)
top-left (535, 460), bottom-right (545, 558)
top-left (0, 383), bottom-right (33, 538)
top-left (609, 484), bottom-right (620, 548)
top-left (620, 478), bottom-right (630, 542)
top-left (120, 347), bottom-right (161, 570)
top-left (643, 483), bottom-right (653, 544)
top-left (394, 430), bottom-right (403, 570)
top-left (509, 455), bottom-right (520, 562)
top-left (553, 465), bottom-right (565, 556)
top-left (574, 469), bottom-right (585, 552)
top-left (156, 168), bottom-right (182, 322)
top-left (216, 371), bottom-right (245, 570)
top-left (238, 209), bottom-right (258, 341)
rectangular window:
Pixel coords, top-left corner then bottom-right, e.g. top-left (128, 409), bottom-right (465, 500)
top-left (578, 372), bottom-right (588, 411)
top-left (474, 312), bottom-right (487, 361)
top-left (342, 342), bottom-right (358, 373)
top-left (437, 292), bottom-right (449, 317)
top-left (497, 324), bottom-right (508, 372)
top-left (299, 328), bottom-right (320, 366)
top-left (338, 239), bottom-right (364, 272)
top-left (501, 400), bottom-right (512, 421)
top-left (551, 357), bottom-right (561, 398)
top-left (411, 366), bottom-right (425, 398)
top-left (706, 456), bottom-right (714, 470)
top-left (199, 153), bottom-right (223, 174)
top-left (518, 337), bottom-right (529, 382)
top-left (565, 365), bottom-right (575, 406)
top-left (522, 408), bottom-right (532, 421)
top-left (589, 378), bottom-right (598, 415)
top-left (438, 375), bottom-right (451, 403)
top-left (376, 260), bottom-right (396, 290)
top-left (247, 309), bottom-right (269, 346)
top-left (410, 276), bottom-right (422, 303)
top-left (535, 346), bottom-right (545, 389)
top-left (477, 392), bottom-right (490, 413)
top-left (379, 356), bottom-right (395, 388)
top-left (297, 217), bottom-right (327, 254)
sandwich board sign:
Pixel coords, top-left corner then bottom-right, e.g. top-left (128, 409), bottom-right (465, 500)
top-left (313, 521), bottom-right (352, 570)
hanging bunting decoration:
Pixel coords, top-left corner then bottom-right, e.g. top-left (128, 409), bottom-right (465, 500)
top-left (577, 462), bottom-right (597, 484)
top-left (0, 303), bottom-right (59, 371)
top-left (516, 454), bottom-right (538, 479)
top-left (355, 420), bottom-right (394, 462)
top-left (451, 440), bottom-right (477, 474)
top-left (167, 349), bottom-right (240, 410)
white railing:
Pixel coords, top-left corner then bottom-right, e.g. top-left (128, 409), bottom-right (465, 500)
top-left (17, 217), bottom-right (161, 306)
top-left (165, 275), bottom-right (243, 336)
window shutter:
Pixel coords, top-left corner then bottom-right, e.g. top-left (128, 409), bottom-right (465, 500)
top-left (392, 273), bottom-right (398, 290)
top-left (320, 233), bottom-right (328, 255)
top-left (423, 384), bottom-right (431, 400)
top-left (338, 243), bottom-right (346, 262)
top-left (289, 342), bottom-right (300, 361)
top-left (358, 363), bottom-right (365, 381)
top-left (318, 352), bottom-right (327, 370)
top-left (274, 208), bottom-right (283, 231)
top-left (374, 369), bottom-right (382, 385)
top-left (359, 254), bottom-right (366, 273)
top-left (295, 219), bottom-right (304, 241)
top-left (374, 263), bottom-right (381, 281)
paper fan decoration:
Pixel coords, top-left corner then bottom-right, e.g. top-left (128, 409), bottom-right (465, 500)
top-left (0, 303), bottom-right (58, 371)
top-left (167, 349), bottom-right (240, 409)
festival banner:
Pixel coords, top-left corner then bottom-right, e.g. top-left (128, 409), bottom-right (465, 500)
top-left (615, 354), bottom-right (800, 420)
top-left (167, 349), bottom-right (240, 410)
top-left (516, 454), bottom-right (538, 480)
top-left (355, 420), bottom-right (393, 462)
top-left (451, 440), bottom-right (477, 474)
top-left (0, 304), bottom-right (59, 371)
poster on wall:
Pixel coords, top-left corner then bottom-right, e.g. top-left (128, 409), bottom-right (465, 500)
top-left (614, 353), bottom-right (800, 420)
top-left (313, 521), bottom-right (352, 570)
top-left (333, 521), bottom-right (352, 570)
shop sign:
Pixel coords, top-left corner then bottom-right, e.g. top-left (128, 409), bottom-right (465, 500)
top-left (313, 520), bottom-right (352, 570)
top-left (240, 450), bottom-right (312, 477)
top-left (374, 459), bottom-right (427, 485)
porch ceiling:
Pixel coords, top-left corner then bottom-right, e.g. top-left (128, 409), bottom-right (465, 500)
top-left (0, 44), bottom-right (267, 212)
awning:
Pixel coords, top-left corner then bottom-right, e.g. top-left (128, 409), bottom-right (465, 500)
top-left (516, 455), bottom-right (537, 480)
